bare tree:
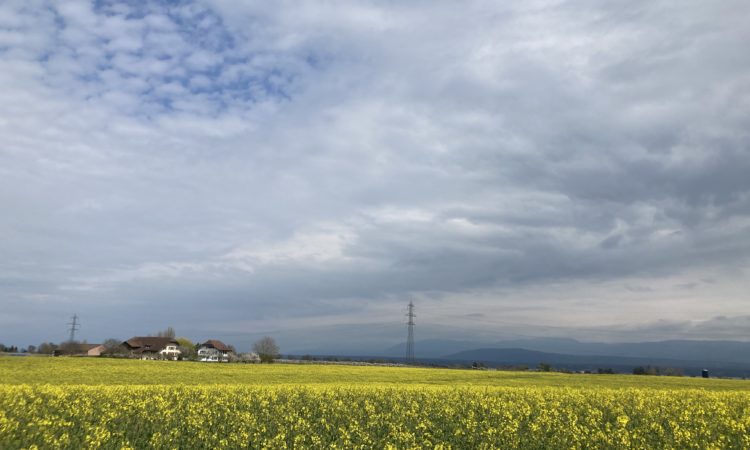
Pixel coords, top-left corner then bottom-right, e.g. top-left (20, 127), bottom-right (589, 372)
top-left (102, 338), bottom-right (125, 356)
top-left (252, 336), bottom-right (280, 363)
top-left (157, 327), bottom-right (176, 338)
top-left (37, 342), bottom-right (57, 355)
top-left (58, 340), bottom-right (82, 355)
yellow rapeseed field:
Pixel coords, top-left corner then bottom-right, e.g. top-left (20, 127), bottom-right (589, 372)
top-left (1, 357), bottom-right (749, 449)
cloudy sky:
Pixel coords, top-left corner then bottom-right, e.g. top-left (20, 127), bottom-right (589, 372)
top-left (2, 0), bottom-right (749, 351)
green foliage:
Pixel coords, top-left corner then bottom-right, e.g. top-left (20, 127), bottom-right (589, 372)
top-left (538, 362), bottom-right (552, 372)
top-left (633, 366), bottom-right (683, 376)
top-left (175, 337), bottom-right (197, 360)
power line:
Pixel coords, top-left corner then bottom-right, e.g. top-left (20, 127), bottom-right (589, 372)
top-left (405, 301), bottom-right (415, 362)
top-left (67, 313), bottom-right (80, 342)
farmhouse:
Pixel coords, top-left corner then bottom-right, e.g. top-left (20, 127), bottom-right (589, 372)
top-left (122, 337), bottom-right (181, 360)
top-left (197, 339), bottom-right (233, 362)
top-left (53, 343), bottom-right (105, 357)
top-left (85, 344), bottom-right (105, 356)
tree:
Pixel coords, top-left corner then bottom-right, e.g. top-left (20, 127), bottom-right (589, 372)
top-left (175, 337), bottom-right (197, 360)
top-left (58, 341), bottom-right (82, 355)
top-left (157, 327), bottom-right (176, 338)
top-left (38, 342), bottom-right (58, 355)
top-left (102, 338), bottom-right (125, 356)
top-left (633, 366), bottom-right (658, 375)
top-left (662, 367), bottom-right (683, 377)
top-left (538, 362), bottom-right (552, 372)
top-left (252, 336), bottom-right (280, 363)
top-left (27, 345), bottom-right (37, 354)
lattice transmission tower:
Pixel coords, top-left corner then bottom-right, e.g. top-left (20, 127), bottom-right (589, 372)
top-left (67, 313), bottom-right (80, 342)
top-left (405, 301), bottom-right (416, 362)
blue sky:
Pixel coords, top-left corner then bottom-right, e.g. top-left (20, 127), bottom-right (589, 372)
top-left (1, 0), bottom-right (750, 351)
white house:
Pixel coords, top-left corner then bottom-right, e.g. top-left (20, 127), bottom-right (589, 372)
top-left (197, 339), bottom-right (233, 362)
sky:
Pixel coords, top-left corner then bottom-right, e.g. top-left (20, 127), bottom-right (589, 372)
top-left (1, 0), bottom-right (749, 352)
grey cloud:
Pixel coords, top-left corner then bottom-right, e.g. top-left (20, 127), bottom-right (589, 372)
top-left (599, 235), bottom-right (622, 249)
top-left (1, 0), bottom-right (750, 347)
top-left (626, 316), bottom-right (750, 341)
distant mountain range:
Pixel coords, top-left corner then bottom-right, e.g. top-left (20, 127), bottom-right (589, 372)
top-left (374, 338), bottom-right (750, 377)
top-left (384, 338), bottom-right (750, 365)
top-left (289, 336), bottom-right (750, 376)
top-left (442, 348), bottom-right (750, 376)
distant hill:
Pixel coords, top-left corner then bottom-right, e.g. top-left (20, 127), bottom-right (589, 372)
top-left (489, 339), bottom-right (750, 365)
top-left (383, 339), bottom-right (490, 358)
top-left (385, 338), bottom-right (750, 365)
top-left (443, 347), bottom-right (691, 367)
top-left (441, 347), bottom-right (750, 377)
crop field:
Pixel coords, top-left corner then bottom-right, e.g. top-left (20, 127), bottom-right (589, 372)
top-left (2, 357), bottom-right (750, 449)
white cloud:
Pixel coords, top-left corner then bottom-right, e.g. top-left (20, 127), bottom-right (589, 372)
top-left (223, 226), bottom-right (358, 267)
top-left (1, 0), bottom-right (749, 346)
